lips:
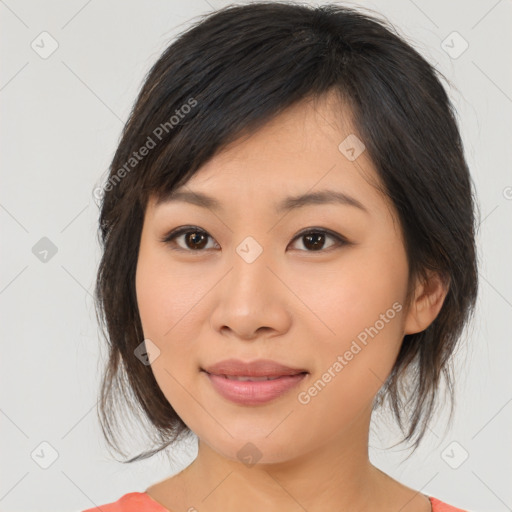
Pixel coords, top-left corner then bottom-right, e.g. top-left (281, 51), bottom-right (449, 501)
top-left (201, 358), bottom-right (308, 379)
top-left (201, 360), bottom-right (309, 405)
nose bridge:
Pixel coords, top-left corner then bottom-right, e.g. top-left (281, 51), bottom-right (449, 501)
top-left (224, 212), bottom-right (292, 297)
top-left (228, 232), bottom-right (273, 297)
top-left (208, 230), bottom-right (291, 338)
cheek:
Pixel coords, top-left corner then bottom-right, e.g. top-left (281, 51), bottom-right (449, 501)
top-left (292, 248), bottom-right (407, 347)
top-left (135, 247), bottom-right (209, 340)
top-left (293, 297), bottom-right (405, 443)
top-left (294, 248), bottom-right (408, 400)
top-left (135, 250), bottom-right (210, 412)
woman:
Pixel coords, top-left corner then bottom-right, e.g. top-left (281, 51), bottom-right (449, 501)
top-left (86, 2), bottom-right (479, 511)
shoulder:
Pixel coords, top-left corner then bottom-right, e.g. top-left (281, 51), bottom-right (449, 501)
top-left (429, 496), bottom-right (470, 512)
top-left (81, 492), bottom-right (169, 512)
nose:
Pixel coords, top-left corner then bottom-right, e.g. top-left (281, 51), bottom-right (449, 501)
top-left (209, 242), bottom-right (292, 341)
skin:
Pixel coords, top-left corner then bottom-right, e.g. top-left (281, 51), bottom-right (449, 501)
top-left (135, 92), bottom-right (448, 512)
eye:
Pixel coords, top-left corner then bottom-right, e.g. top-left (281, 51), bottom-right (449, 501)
top-left (288, 228), bottom-right (347, 252)
top-left (160, 226), bottom-right (219, 252)
top-left (160, 226), bottom-right (348, 253)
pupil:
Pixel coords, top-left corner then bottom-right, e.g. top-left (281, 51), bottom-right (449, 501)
top-left (305, 233), bottom-right (324, 250)
top-left (187, 232), bottom-right (207, 249)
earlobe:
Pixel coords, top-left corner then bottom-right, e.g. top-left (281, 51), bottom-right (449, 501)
top-left (403, 271), bottom-right (450, 335)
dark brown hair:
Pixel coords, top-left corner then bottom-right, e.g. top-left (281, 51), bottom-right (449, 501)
top-left (93, 1), bottom-right (479, 463)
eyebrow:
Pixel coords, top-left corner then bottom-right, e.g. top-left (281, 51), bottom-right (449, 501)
top-left (156, 188), bottom-right (369, 215)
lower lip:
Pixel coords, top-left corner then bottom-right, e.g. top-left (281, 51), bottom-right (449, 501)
top-left (203, 371), bottom-right (308, 405)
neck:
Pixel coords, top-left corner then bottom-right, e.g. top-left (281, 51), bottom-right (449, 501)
top-left (174, 405), bottom-right (385, 512)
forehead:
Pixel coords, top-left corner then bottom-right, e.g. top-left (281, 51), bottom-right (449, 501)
top-left (149, 93), bottom-right (390, 219)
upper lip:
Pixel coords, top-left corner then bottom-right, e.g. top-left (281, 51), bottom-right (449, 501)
top-left (202, 358), bottom-right (308, 377)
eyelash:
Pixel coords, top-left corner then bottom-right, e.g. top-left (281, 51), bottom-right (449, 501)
top-left (160, 225), bottom-right (349, 254)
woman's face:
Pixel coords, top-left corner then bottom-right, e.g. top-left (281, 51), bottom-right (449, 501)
top-left (135, 94), bottom-right (421, 464)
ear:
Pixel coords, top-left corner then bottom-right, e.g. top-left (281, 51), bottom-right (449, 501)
top-left (403, 270), bottom-right (450, 335)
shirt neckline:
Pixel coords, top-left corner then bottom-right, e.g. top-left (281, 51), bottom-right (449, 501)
top-left (141, 491), bottom-right (436, 511)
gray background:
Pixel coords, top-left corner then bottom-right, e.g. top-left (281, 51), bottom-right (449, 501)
top-left (1, 0), bottom-right (511, 511)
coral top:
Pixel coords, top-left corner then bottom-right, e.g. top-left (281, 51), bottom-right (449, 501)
top-left (81, 491), bottom-right (469, 511)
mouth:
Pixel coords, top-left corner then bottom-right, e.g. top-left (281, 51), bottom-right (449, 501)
top-left (201, 371), bottom-right (308, 381)
top-left (201, 370), bottom-right (308, 405)
top-left (201, 358), bottom-right (309, 379)
top-left (199, 359), bottom-right (309, 405)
